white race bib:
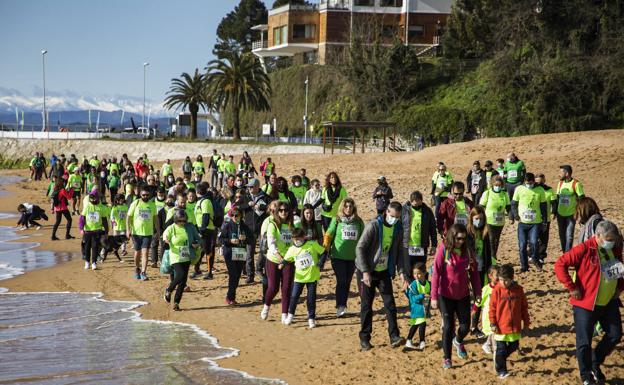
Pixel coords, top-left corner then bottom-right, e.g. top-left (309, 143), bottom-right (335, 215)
top-left (601, 259), bottom-right (624, 281)
top-left (179, 246), bottom-right (191, 262)
top-left (375, 253), bottom-right (389, 271)
top-left (232, 247), bottom-right (247, 261)
top-left (493, 212), bottom-right (504, 224)
top-left (521, 209), bottom-right (537, 222)
top-left (138, 209), bottom-right (151, 221)
top-left (455, 214), bottom-right (468, 225)
top-left (508, 170), bottom-right (518, 179)
top-left (559, 195), bottom-right (571, 206)
top-left (87, 211), bottom-right (100, 223)
top-left (280, 230), bottom-right (292, 244)
top-left (118, 212), bottom-right (127, 221)
top-left (438, 179), bottom-right (447, 189)
top-left (341, 225), bottom-right (359, 241)
top-left (295, 252), bottom-right (314, 270)
top-left (408, 246), bottom-right (425, 257)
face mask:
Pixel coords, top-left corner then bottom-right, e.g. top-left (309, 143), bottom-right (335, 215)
top-left (525, 184), bottom-right (534, 189)
top-left (166, 201), bottom-right (175, 207)
top-left (89, 198), bottom-right (98, 204)
top-left (157, 196), bottom-right (165, 202)
top-left (294, 182), bottom-right (301, 187)
top-left (386, 215), bottom-right (398, 226)
top-left (472, 218), bottom-right (484, 228)
top-left (100, 172), bottom-right (106, 178)
top-left (412, 203), bottom-right (422, 210)
top-left (235, 181), bottom-right (242, 188)
top-left (601, 240), bottom-right (615, 250)
top-left (141, 197), bottom-right (150, 202)
top-left (293, 239), bottom-right (304, 247)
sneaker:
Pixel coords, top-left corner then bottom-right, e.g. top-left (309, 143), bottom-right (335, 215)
top-left (164, 289), bottom-right (171, 303)
top-left (84, 261), bottom-right (90, 270)
top-left (260, 305), bottom-right (269, 320)
top-left (308, 319), bottom-right (316, 329)
top-left (418, 341), bottom-right (426, 350)
top-left (66, 235), bottom-right (75, 240)
top-left (442, 359), bottom-right (452, 369)
top-left (172, 303), bottom-right (180, 311)
top-left (482, 342), bottom-right (493, 355)
top-left (203, 272), bottom-right (214, 280)
top-left (140, 273), bottom-right (148, 281)
top-left (190, 271), bottom-right (201, 279)
top-left (592, 366), bottom-right (606, 383)
top-left (336, 306), bottom-right (347, 318)
top-left (453, 337), bottom-right (468, 359)
top-left (390, 336), bottom-right (406, 348)
top-left (17, 226), bottom-right (26, 231)
top-left (225, 298), bottom-right (238, 306)
top-left (404, 340), bottom-right (416, 350)
top-left (183, 285), bottom-right (191, 292)
top-left (498, 372), bottom-right (510, 379)
top-left (35, 226), bottom-right (42, 230)
top-left (471, 328), bottom-right (486, 339)
top-left (281, 313), bottom-right (288, 325)
top-left (284, 313), bottom-right (294, 325)
top-left (91, 263), bottom-right (97, 270)
top-left (360, 340), bottom-right (373, 351)
top-left (51, 236), bottom-right (60, 241)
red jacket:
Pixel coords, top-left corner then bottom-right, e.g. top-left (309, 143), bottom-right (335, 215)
top-left (437, 197), bottom-right (474, 236)
top-left (489, 282), bottom-right (530, 335)
top-left (53, 188), bottom-right (74, 212)
top-left (554, 237), bottom-right (624, 311)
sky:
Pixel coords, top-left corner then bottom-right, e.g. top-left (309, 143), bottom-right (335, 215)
top-left (0, 0), bottom-right (273, 112)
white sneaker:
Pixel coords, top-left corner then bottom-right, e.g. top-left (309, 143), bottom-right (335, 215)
top-left (260, 305), bottom-right (269, 320)
top-left (418, 341), bottom-right (426, 350)
top-left (281, 313), bottom-right (287, 324)
top-left (405, 340), bottom-right (416, 349)
top-left (482, 342), bottom-right (492, 355)
top-left (308, 319), bottom-right (316, 329)
top-left (284, 313), bottom-right (294, 325)
top-left (336, 306), bottom-right (346, 318)
top-left (84, 261), bottom-right (90, 270)
top-left (35, 226), bottom-right (42, 230)
top-left (91, 263), bottom-right (97, 270)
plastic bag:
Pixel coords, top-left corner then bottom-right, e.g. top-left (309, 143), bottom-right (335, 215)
top-left (160, 250), bottom-right (172, 274)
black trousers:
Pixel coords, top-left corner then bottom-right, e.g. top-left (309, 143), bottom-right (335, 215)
top-left (357, 270), bottom-right (400, 343)
top-left (487, 224), bottom-right (503, 260)
top-left (52, 210), bottom-right (72, 238)
top-left (538, 221), bottom-right (551, 260)
top-left (223, 250), bottom-right (244, 301)
top-left (168, 261), bottom-right (191, 304)
top-left (438, 295), bottom-right (471, 360)
top-left (83, 231), bottom-right (102, 264)
top-left (407, 322), bottom-right (426, 343)
top-left (245, 235), bottom-right (257, 280)
top-left (495, 340), bottom-right (519, 374)
top-left (150, 235), bottom-right (164, 264)
top-left (331, 258), bottom-right (355, 308)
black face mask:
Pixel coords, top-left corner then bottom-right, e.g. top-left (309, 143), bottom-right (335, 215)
top-left (166, 201), bottom-right (175, 207)
top-left (89, 199), bottom-right (98, 205)
top-left (141, 197), bottom-right (150, 202)
top-left (412, 203), bottom-right (422, 210)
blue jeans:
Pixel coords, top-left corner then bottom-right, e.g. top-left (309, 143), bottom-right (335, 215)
top-left (288, 281), bottom-right (318, 319)
top-left (517, 223), bottom-right (540, 271)
top-left (434, 196), bottom-right (447, 221)
top-left (573, 299), bottom-right (622, 381)
top-left (556, 214), bottom-right (576, 252)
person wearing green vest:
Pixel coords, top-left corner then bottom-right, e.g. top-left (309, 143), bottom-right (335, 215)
top-left (194, 182), bottom-right (217, 280)
top-left (66, 167), bottom-right (83, 215)
top-left (356, 201), bottom-right (407, 351)
top-left (299, 168), bottom-right (310, 189)
top-left (320, 171), bottom-right (348, 231)
top-left (503, 153), bottom-right (526, 201)
top-left (224, 155), bottom-right (236, 177)
top-left (281, 228), bottom-right (326, 328)
top-left (127, 186), bottom-right (158, 281)
top-left (430, 163), bottom-right (454, 221)
top-left (495, 159), bottom-right (505, 178)
top-left (324, 198), bottom-right (365, 317)
top-left (89, 155), bottom-right (100, 169)
top-left (401, 191), bottom-right (438, 271)
top-left (261, 157), bottom-right (275, 185)
top-left (208, 149), bottom-right (221, 188)
top-left (261, 173), bottom-right (276, 196)
top-left (479, 175), bottom-right (510, 261)
top-left (511, 173), bottom-right (547, 272)
top-left (289, 175), bottom-right (307, 214)
top-left (556, 165), bottom-right (585, 253)
top-left (161, 159), bottom-right (173, 179)
top-left (109, 193), bottom-right (129, 258)
top-left (192, 155), bottom-right (205, 182)
top-left (107, 169), bottom-right (121, 203)
top-left (163, 209), bottom-right (200, 311)
top-left (535, 173), bottom-right (558, 264)
top-left (79, 190), bottom-right (109, 271)
top-left (216, 152), bottom-right (227, 189)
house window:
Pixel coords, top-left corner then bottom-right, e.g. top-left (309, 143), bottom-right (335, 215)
top-left (354, 0), bottom-right (374, 6)
top-left (408, 25), bottom-right (425, 39)
top-left (380, 0), bottom-right (403, 6)
top-left (273, 25), bottom-right (287, 45)
top-left (293, 24), bottom-right (316, 39)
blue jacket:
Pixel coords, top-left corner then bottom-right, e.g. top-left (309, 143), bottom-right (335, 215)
top-left (405, 279), bottom-right (430, 319)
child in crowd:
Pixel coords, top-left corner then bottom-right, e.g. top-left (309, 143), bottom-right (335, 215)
top-left (280, 228), bottom-right (325, 328)
top-left (489, 264), bottom-right (530, 379)
top-left (479, 265), bottom-right (500, 355)
top-left (405, 263), bottom-right (430, 350)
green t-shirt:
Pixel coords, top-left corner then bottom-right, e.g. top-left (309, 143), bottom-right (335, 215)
top-left (194, 197), bottom-right (215, 230)
top-left (260, 216), bottom-right (273, 236)
top-left (284, 240), bottom-right (325, 283)
top-left (512, 185), bottom-right (546, 224)
top-left (556, 179), bottom-right (584, 217)
top-left (262, 184), bottom-right (273, 195)
top-left (67, 174), bottom-right (83, 192)
top-left (480, 189), bottom-right (510, 227)
top-left (125, 184), bottom-right (134, 198)
top-left (85, 173), bottom-right (97, 193)
top-left (186, 201), bottom-right (197, 225)
top-left (409, 208), bottom-right (422, 247)
top-left (166, 205), bottom-right (195, 227)
top-left (82, 202), bottom-right (108, 231)
top-left (289, 185), bottom-right (307, 210)
top-left (128, 199), bottom-right (157, 236)
top-left (595, 249), bottom-right (618, 306)
top-left (163, 224), bottom-right (192, 264)
top-left (375, 223), bottom-right (395, 272)
top-left (321, 186), bottom-right (348, 218)
top-left (217, 159), bottom-right (226, 173)
top-left (432, 172), bottom-right (453, 198)
top-left (543, 186), bottom-right (556, 223)
top-left (161, 163), bottom-right (173, 176)
top-left (107, 175), bottom-right (120, 189)
top-left (267, 222), bottom-right (294, 263)
top-left (504, 160), bottom-right (525, 184)
top-left (495, 332), bottom-right (521, 342)
top-left (89, 159), bottom-right (101, 169)
top-left (110, 204), bottom-right (129, 232)
top-left (265, 162), bottom-right (275, 175)
top-left (326, 217), bottom-right (364, 261)
top-left (479, 284), bottom-right (494, 335)
top-left (107, 163), bottom-right (120, 174)
top-left (46, 182), bottom-right (55, 197)
top-left (224, 161), bottom-right (236, 175)
top-left (67, 163), bottom-right (78, 173)
top-left (193, 161), bottom-right (205, 175)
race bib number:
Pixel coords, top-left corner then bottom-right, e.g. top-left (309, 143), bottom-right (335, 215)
top-left (295, 252), bottom-right (314, 270)
top-left (486, 175), bottom-right (492, 185)
top-left (521, 209), bottom-right (537, 222)
top-left (138, 209), bottom-right (151, 221)
top-left (280, 230), bottom-right (292, 244)
top-left (87, 211), bottom-right (100, 223)
top-left (341, 225), bottom-right (358, 241)
top-left (409, 246), bottom-right (425, 257)
top-left (493, 212), bottom-right (505, 224)
top-left (601, 259), bottom-right (624, 281)
top-left (438, 180), bottom-right (447, 189)
top-left (375, 253), bottom-right (389, 270)
top-left (508, 170), bottom-right (518, 179)
top-left (179, 246), bottom-right (191, 262)
top-left (118, 212), bottom-right (127, 221)
top-left (559, 195), bottom-right (571, 206)
top-left (72, 181), bottom-right (81, 189)
top-left (455, 214), bottom-right (468, 225)
top-left (232, 247), bottom-right (247, 261)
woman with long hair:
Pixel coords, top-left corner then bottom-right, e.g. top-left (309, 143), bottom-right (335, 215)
top-left (320, 171), bottom-right (348, 230)
top-left (270, 176), bottom-right (298, 213)
top-left (300, 204), bottom-right (323, 243)
top-left (575, 196), bottom-right (603, 245)
top-left (466, 206), bottom-right (492, 338)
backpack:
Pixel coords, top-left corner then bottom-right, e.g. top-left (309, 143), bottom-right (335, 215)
top-left (212, 196), bottom-right (225, 229)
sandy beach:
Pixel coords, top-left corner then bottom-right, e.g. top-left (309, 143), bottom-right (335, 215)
top-left (1, 130), bottom-right (624, 385)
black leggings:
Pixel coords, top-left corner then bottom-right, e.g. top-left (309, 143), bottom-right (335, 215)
top-left (487, 224), bottom-right (503, 260)
top-left (52, 210), bottom-right (72, 238)
top-left (168, 262), bottom-right (191, 305)
top-left (438, 295), bottom-right (471, 360)
top-left (407, 322), bottom-right (426, 343)
top-left (83, 231), bottom-right (102, 264)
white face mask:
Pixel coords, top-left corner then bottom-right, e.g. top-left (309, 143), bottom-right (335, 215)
top-left (294, 182), bottom-right (301, 187)
top-left (493, 186), bottom-right (502, 193)
top-left (601, 239), bottom-right (615, 250)
top-left (100, 172), bottom-right (106, 178)
top-left (525, 184), bottom-right (534, 189)
top-left (386, 215), bottom-right (398, 226)
top-left (293, 239), bottom-right (304, 247)
top-left (235, 181), bottom-right (242, 188)
top-left (473, 218), bottom-right (484, 228)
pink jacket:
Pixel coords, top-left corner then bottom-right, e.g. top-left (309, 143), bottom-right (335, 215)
top-left (431, 245), bottom-right (481, 301)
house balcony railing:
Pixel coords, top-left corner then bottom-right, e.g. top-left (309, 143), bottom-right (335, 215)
top-left (252, 40), bottom-right (268, 50)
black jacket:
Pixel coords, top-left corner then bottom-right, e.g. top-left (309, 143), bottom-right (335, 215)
top-left (240, 190), bottom-right (268, 236)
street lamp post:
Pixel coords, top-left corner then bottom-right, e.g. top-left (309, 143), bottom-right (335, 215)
top-left (41, 49), bottom-right (48, 132)
top-left (143, 62), bottom-right (149, 129)
top-left (304, 75), bottom-right (309, 144)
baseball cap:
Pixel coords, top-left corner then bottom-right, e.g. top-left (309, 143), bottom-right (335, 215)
top-left (247, 178), bottom-right (260, 187)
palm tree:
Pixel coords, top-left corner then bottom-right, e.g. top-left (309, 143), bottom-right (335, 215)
top-left (163, 68), bottom-right (209, 139)
top-left (205, 51), bottom-right (271, 140)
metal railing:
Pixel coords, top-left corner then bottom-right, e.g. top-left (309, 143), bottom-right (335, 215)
top-left (252, 40), bottom-right (268, 50)
top-left (320, 0), bottom-right (350, 9)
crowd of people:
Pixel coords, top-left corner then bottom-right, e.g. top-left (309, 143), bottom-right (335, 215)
top-left (20, 149), bottom-right (623, 384)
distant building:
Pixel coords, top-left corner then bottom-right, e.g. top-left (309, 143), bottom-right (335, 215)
top-left (252, 0), bottom-right (452, 65)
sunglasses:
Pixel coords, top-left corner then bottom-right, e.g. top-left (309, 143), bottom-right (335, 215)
top-left (141, 194), bottom-right (150, 198)
top-left (456, 237), bottom-right (466, 241)
top-left (175, 220), bottom-right (187, 224)
top-left (278, 209), bottom-right (288, 213)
